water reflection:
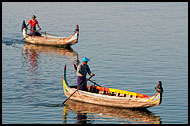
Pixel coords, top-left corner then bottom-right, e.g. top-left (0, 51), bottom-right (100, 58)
top-left (22, 43), bottom-right (78, 57)
top-left (63, 99), bottom-right (161, 124)
top-left (76, 112), bottom-right (88, 124)
top-left (22, 43), bottom-right (79, 74)
top-left (22, 44), bottom-right (39, 74)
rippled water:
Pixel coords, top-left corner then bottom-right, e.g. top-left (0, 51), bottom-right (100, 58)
top-left (2, 2), bottom-right (188, 124)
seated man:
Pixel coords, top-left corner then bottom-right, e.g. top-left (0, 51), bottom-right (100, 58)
top-left (26, 15), bottom-right (41, 36)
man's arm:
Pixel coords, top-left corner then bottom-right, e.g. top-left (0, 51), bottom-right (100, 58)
top-left (26, 20), bottom-right (31, 28)
top-left (36, 21), bottom-right (41, 30)
top-left (87, 65), bottom-right (95, 76)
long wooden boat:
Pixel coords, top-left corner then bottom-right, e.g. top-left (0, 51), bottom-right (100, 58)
top-left (63, 65), bottom-right (163, 109)
top-left (64, 99), bottom-right (161, 124)
top-left (22, 20), bottom-right (79, 47)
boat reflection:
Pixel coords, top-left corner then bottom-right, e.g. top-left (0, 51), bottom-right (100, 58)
top-left (22, 43), bottom-right (79, 74)
top-left (63, 99), bottom-right (161, 124)
top-left (23, 43), bottom-right (78, 57)
top-left (22, 43), bottom-right (39, 74)
top-left (76, 112), bottom-right (89, 124)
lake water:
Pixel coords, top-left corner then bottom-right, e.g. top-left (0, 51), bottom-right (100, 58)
top-left (2, 2), bottom-right (188, 124)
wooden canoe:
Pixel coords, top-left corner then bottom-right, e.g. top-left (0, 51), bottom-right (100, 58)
top-left (22, 20), bottom-right (79, 47)
top-left (63, 65), bottom-right (163, 109)
top-left (64, 99), bottom-right (161, 124)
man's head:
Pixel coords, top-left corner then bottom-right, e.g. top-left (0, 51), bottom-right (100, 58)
top-left (81, 57), bottom-right (90, 64)
top-left (32, 15), bottom-right (36, 20)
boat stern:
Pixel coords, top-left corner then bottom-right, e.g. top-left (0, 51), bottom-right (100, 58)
top-left (22, 20), bottom-right (27, 38)
top-left (75, 24), bottom-right (79, 36)
top-left (66, 25), bottom-right (79, 44)
top-left (75, 25), bottom-right (79, 42)
top-left (144, 81), bottom-right (163, 107)
top-left (155, 81), bottom-right (163, 105)
top-left (63, 65), bottom-right (71, 96)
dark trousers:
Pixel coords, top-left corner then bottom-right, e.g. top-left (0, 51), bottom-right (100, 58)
top-left (30, 26), bottom-right (41, 36)
top-left (29, 26), bottom-right (36, 36)
top-left (77, 76), bottom-right (88, 91)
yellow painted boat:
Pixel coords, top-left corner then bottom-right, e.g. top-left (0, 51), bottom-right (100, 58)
top-left (63, 65), bottom-right (163, 108)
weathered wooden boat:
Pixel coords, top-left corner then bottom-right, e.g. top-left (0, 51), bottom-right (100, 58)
top-left (63, 65), bottom-right (163, 109)
top-left (64, 99), bottom-right (161, 124)
top-left (22, 20), bottom-right (79, 47)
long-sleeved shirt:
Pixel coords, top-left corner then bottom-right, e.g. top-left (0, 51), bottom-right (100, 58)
top-left (76, 63), bottom-right (91, 77)
top-left (27, 19), bottom-right (39, 27)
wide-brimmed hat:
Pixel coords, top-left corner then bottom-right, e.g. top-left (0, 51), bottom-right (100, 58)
top-left (81, 57), bottom-right (90, 62)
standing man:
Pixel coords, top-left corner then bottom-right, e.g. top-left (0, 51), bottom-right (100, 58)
top-left (76, 57), bottom-right (95, 91)
top-left (26, 15), bottom-right (41, 36)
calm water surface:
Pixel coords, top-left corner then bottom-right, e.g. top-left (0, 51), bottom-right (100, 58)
top-left (2, 2), bottom-right (188, 124)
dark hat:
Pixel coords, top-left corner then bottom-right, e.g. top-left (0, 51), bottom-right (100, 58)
top-left (32, 15), bottom-right (36, 18)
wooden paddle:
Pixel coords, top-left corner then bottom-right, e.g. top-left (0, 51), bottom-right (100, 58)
top-left (62, 75), bottom-right (93, 104)
top-left (89, 80), bottom-right (101, 87)
top-left (39, 31), bottom-right (59, 37)
top-left (26, 28), bottom-right (59, 37)
top-left (73, 64), bottom-right (101, 87)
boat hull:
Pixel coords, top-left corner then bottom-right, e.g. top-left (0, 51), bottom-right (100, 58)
top-left (63, 65), bottom-right (163, 109)
top-left (23, 32), bottom-right (78, 47)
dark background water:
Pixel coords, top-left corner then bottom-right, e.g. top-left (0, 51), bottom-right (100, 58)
top-left (2, 2), bottom-right (188, 124)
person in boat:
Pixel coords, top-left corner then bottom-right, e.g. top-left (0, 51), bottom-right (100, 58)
top-left (26, 15), bottom-right (41, 36)
top-left (76, 57), bottom-right (95, 91)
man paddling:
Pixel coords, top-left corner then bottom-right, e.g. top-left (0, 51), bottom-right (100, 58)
top-left (76, 57), bottom-right (95, 91)
top-left (26, 15), bottom-right (41, 36)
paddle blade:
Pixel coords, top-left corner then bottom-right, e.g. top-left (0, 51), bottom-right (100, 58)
top-left (22, 20), bottom-right (26, 31)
